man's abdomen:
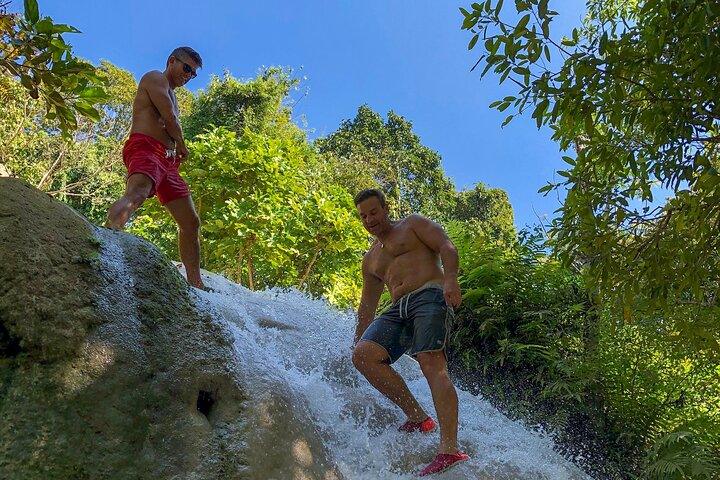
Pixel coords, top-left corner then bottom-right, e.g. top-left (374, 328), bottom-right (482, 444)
top-left (385, 250), bottom-right (444, 301)
top-left (130, 109), bottom-right (174, 148)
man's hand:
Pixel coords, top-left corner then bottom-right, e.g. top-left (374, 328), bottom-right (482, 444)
top-left (443, 276), bottom-right (462, 309)
top-left (176, 142), bottom-right (189, 161)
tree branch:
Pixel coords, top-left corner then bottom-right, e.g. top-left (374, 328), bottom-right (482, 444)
top-left (691, 135), bottom-right (720, 143)
top-left (37, 147), bottom-right (66, 190)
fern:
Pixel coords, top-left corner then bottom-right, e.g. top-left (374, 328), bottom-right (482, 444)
top-left (643, 430), bottom-right (719, 480)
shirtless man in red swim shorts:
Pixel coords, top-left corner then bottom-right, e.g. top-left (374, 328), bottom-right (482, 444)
top-left (106, 46), bottom-right (205, 289)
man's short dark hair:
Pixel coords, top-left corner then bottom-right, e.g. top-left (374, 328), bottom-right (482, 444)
top-left (170, 46), bottom-right (203, 68)
top-left (354, 189), bottom-right (387, 207)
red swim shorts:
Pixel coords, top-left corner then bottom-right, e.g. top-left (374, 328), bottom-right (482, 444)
top-left (122, 132), bottom-right (190, 205)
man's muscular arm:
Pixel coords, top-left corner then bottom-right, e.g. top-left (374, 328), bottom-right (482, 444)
top-left (409, 215), bottom-right (462, 308)
top-left (142, 71), bottom-right (188, 159)
top-left (355, 253), bottom-right (385, 345)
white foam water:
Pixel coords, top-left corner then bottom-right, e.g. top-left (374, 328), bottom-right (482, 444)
top-left (190, 268), bottom-right (592, 480)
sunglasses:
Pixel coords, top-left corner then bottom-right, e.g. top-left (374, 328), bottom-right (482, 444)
top-left (174, 57), bottom-right (197, 79)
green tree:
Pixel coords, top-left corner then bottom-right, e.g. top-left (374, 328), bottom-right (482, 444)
top-left (452, 182), bottom-right (516, 244)
top-left (316, 105), bottom-right (456, 220)
top-left (182, 67), bottom-right (303, 141)
top-left (0, 61), bottom-right (136, 223)
top-left (131, 127), bottom-right (367, 308)
top-left (0, 0), bottom-right (107, 133)
top-left (460, 1), bottom-right (720, 475)
top-left (460, 0), bottom-right (720, 315)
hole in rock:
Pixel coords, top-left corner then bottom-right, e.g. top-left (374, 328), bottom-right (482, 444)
top-left (197, 390), bottom-right (215, 418)
top-left (0, 324), bottom-right (20, 358)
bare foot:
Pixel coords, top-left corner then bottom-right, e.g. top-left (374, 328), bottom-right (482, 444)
top-left (104, 220), bottom-right (125, 231)
top-left (188, 276), bottom-right (207, 290)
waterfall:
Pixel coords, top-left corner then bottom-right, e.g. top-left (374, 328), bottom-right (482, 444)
top-left (190, 268), bottom-right (592, 480)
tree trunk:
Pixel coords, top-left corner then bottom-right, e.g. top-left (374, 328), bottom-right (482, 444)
top-left (235, 252), bottom-right (244, 287)
top-left (247, 255), bottom-right (255, 290)
top-left (245, 235), bottom-right (257, 290)
top-left (298, 248), bottom-right (322, 289)
top-left (37, 148), bottom-right (65, 190)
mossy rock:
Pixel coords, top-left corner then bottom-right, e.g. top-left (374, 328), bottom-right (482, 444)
top-left (0, 178), bottom-right (248, 479)
top-left (0, 178), bottom-right (101, 361)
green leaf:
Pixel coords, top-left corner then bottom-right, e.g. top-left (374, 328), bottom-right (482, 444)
top-left (538, 184), bottom-right (554, 193)
top-left (538, 0), bottom-right (548, 18)
top-left (74, 100), bottom-right (101, 121)
top-left (19, 73), bottom-right (35, 91)
top-left (460, 7), bottom-right (476, 29)
top-left (52, 23), bottom-right (81, 34)
top-left (468, 34), bottom-right (479, 50)
top-left (541, 20), bottom-right (550, 38)
top-left (24, 0), bottom-right (39, 24)
top-left (599, 32), bottom-right (608, 55)
top-left (501, 114), bottom-right (513, 126)
top-left (516, 14), bottom-right (531, 33)
top-left (78, 86), bottom-right (108, 102)
top-left (532, 98), bottom-right (549, 128)
top-left (35, 18), bottom-right (53, 34)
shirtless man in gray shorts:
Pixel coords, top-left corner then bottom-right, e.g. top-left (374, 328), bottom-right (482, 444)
top-left (351, 189), bottom-right (469, 476)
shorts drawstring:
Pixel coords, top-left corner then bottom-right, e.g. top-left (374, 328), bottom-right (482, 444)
top-left (399, 291), bottom-right (414, 319)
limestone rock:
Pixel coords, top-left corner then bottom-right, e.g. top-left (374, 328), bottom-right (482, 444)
top-left (0, 178), bottom-right (249, 479)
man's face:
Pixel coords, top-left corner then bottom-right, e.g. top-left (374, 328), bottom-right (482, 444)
top-left (357, 196), bottom-right (389, 236)
top-left (170, 56), bottom-right (199, 87)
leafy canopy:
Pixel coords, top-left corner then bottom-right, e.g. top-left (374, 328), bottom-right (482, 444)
top-left (0, 0), bottom-right (108, 133)
top-left (316, 105), bottom-right (457, 221)
top-left (461, 0), bottom-right (720, 319)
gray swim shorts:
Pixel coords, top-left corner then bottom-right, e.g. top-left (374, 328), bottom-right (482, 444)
top-left (360, 283), bottom-right (453, 364)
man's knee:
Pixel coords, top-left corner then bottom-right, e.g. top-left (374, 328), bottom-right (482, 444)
top-left (126, 190), bottom-right (148, 208)
top-left (352, 341), bottom-right (385, 372)
top-left (352, 346), bottom-right (368, 371)
top-left (126, 173), bottom-right (153, 202)
top-left (178, 211), bottom-right (201, 233)
top-left (417, 351), bottom-right (449, 379)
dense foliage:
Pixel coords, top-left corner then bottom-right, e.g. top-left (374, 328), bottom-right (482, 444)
top-left (132, 126), bottom-right (368, 307)
top-left (316, 105), bottom-right (457, 221)
top-left (460, 0), bottom-right (720, 477)
top-left (0, 0), bottom-right (107, 133)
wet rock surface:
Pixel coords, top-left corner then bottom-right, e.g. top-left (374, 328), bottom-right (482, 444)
top-left (0, 178), bottom-right (248, 479)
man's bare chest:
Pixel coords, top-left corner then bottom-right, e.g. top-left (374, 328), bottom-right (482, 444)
top-left (369, 229), bottom-right (422, 273)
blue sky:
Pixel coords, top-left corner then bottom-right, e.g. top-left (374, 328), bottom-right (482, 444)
top-left (12, 0), bottom-right (587, 228)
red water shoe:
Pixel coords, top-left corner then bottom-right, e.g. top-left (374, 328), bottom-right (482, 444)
top-left (418, 451), bottom-right (470, 476)
top-left (398, 416), bottom-right (437, 434)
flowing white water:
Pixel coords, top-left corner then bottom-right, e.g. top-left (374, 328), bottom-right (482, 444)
top-left (189, 268), bottom-right (592, 480)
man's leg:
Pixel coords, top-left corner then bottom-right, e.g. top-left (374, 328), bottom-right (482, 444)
top-left (106, 173), bottom-right (153, 230)
top-left (417, 351), bottom-right (459, 454)
top-left (164, 195), bottom-right (204, 289)
top-left (352, 340), bottom-right (428, 423)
